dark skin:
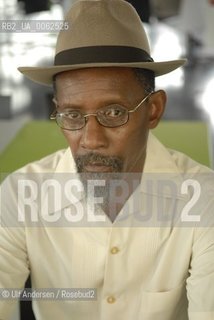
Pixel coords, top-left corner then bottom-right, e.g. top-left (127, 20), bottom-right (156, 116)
top-left (54, 67), bottom-right (166, 220)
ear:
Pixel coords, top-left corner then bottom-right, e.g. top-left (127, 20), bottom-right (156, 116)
top-left (148, 90), bottom-right (166, 129)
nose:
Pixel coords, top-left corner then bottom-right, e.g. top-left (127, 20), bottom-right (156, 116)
top-left (80, 115), bottom-right (108, 151)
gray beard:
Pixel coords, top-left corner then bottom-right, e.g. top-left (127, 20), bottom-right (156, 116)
top-left (75, 152), bottom-right (123, 215)
top-left (75, 152), bottom-right (123, 172)
top-left (75, 153), bottom-right (141, 220)
top-left (79, 172), bottom-right (122, 213)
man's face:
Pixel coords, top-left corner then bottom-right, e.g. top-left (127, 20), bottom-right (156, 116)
top-left (55, 67), bottom-right (165, 174)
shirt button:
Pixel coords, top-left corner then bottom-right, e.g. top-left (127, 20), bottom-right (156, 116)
top-left (107, 296), bottom-right (116, 304)
top-left (110, 246), bottom-right (119, 254)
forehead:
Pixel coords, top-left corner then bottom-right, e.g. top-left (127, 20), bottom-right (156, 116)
top-left (54, 67), bottom-right (143, 98)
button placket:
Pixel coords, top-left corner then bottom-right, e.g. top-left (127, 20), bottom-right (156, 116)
top-left (106, 296), bottom-right (116, 304)
top-left (110, 246), bottom-right (120, 254)
top-left (101, 228), bottom-right (130, 315)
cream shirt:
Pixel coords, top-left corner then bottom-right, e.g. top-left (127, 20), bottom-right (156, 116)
top-left (0, 133), bottom-right (213, 320)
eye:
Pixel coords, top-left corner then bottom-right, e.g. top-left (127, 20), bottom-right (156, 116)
top-left (64, 110), bottom-right (82, 120)
top-left (103, 105), bottom-right (126, 118)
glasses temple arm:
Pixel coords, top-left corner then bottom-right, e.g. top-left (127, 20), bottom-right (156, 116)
top-left (128, 92), bottom-right (153, 113)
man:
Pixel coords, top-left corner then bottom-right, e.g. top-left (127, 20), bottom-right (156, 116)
top-left (0, 0), bottom-right (214, 319)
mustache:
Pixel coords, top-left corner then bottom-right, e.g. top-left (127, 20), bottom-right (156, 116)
top-left (75, 152), bottom-right (123, 172)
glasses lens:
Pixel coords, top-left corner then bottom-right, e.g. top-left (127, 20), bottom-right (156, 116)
top-left (97, 105), bottom-right (128, 127)
top-left (56, 111), bottom-right (85, 130)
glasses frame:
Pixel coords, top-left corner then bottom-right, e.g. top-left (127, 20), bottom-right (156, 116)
top-left (50, 91), bottom-right (153, 131)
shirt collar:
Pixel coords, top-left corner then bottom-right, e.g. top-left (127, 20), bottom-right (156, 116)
top-left (43, 132), bottom-right (185, 215)
top-left (144, 132), bottom-right (182, 175)
top-left (141, 132), bottom-right (185, 199)
top-left (55, 147), bottom-right (76, 173)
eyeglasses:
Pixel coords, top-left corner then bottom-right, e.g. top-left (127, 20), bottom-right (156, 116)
top-left (50, 92), bottom-right (153, 131)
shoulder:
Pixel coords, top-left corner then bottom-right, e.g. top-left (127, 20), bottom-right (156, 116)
top-left (15, 148), bottom-right (69, 174)
top-left (146, 132), bottom-right (213, 175)
top-left (167, 148), bottom-right (213, 174)
top-left (0, 149), bottom-right (70, 188)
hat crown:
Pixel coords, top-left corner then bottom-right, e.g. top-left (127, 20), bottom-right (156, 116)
top-left (56, 0), bottom-right (151, 55)
top-left (18, 0), bottom-right (186, 85)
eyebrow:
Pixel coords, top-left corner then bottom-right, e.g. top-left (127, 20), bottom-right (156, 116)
top-left (52, 99), bottom-right (81, 112)
top-left (53, 98), bottom-right (130, 111)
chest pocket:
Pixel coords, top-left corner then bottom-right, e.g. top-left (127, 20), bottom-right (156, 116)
top-left (136, 281), bottom-right (188, 320)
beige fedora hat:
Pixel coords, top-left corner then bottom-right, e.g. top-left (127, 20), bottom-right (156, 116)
top-left (18, 0), bottom-right (186, 85)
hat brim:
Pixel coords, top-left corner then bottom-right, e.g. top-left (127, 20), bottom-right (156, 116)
top-left (18, 59), bottom-right (186, 86)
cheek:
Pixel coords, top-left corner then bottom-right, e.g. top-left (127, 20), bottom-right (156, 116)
top-left (110, 115), bottom-right (149, 154)
top-left (61, 129), bottom-right (81, 154)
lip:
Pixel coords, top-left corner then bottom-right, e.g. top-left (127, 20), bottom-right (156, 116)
top-left (84, 164), bottom-right (113, 172)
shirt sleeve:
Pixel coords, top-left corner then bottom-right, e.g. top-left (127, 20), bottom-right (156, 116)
top-left (0, 175), bottom-right (29, 319)
top-left (187, 223), bottom-right (214, 320)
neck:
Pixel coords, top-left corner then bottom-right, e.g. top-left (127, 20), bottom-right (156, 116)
top-left (101, 171), bottom-right (142, 222)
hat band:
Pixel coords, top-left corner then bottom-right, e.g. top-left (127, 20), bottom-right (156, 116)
top-left (54, 46), bottom-right (154, 65)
